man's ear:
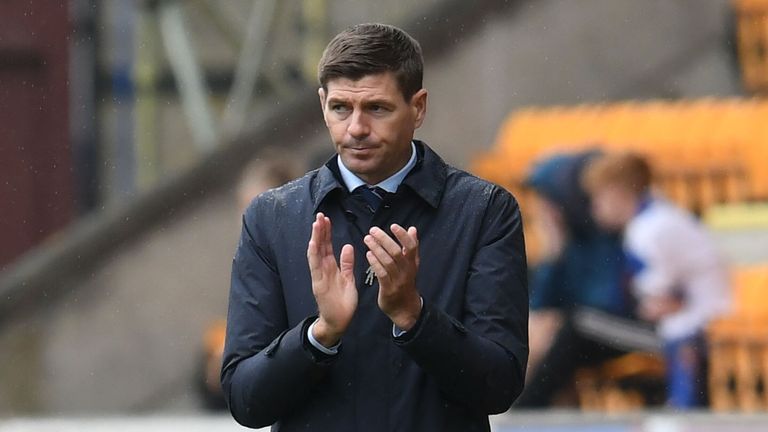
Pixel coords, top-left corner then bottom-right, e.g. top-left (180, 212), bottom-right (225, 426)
top-left (318, 87), bottom-right (330, 126)
top-left (318, 87), bottom-right (327, 111)
top-left (411, 88), bottom-right (428, 129)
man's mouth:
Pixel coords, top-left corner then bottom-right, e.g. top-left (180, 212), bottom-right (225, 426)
top-left (345, 145), bottom-right (378, 153)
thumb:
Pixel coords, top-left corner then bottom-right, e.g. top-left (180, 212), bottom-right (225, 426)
top-left (339, 244), bottom-right (355, 280)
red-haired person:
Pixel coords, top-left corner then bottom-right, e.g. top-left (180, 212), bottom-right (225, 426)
top-left (582, 152), bottom-right (731, 408)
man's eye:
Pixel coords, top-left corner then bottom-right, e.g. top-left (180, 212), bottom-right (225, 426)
top-left (332, 104), bottom-right (349, 113)
top-left (369, 105), bottom-right (388, 113)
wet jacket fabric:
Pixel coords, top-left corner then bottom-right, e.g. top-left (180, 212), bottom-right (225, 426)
top-left (222, 141), bottom-right (528, 431)
top-left (525, 151), bottom-right (628, 315)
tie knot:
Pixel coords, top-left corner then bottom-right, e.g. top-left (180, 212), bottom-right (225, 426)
top-left (354, 186), bottom-right (388, 212)
top-left (367, 186), bottom-right (387, 199)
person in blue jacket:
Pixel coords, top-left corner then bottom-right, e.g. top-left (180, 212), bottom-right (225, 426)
top-left (515, 150), bottom-right (657, 407)
top-left (222, 23), bottom-right (528, 431)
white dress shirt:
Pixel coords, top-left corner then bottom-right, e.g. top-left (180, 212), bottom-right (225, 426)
top-left (625, 198), bottom-right (732, 340)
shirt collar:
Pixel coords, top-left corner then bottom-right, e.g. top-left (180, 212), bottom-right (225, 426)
top-left (312, 140), bottom-right (446, 211)
top-left (336, 142), bottom-right (417, 193)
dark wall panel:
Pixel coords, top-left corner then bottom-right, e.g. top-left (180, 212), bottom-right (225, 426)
top-left (0, 1), bottom-right (73, 269)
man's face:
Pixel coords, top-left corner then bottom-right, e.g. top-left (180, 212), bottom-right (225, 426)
top-left (590, 185), bottom-right (635, 232)
top-left (319, 72), bottom-right (427, 185)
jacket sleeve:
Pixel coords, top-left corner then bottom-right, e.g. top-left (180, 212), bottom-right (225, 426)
top-left (395, 186), bottom-right (529, 414)
top-left (221, 205), bottom-right (334, 428)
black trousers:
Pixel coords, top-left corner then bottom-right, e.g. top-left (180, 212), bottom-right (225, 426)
top-left (515, 308), bottom-right (658, 408)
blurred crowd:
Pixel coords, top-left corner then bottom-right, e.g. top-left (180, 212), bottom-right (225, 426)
top-left (519, 150), bottom-right (731, 410)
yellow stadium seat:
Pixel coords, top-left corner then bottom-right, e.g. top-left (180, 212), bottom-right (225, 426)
top-left (733, 0), bottom-right (768, 93)
top-left (575, 352), bottom-right (666, 412)
top-left (707, 266), bottom-right (768, 411)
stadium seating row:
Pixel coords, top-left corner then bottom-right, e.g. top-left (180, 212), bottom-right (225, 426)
top-left (473, 99), bottom-right (768, 207)
top-left (472, 98), bottom-right (768, 263)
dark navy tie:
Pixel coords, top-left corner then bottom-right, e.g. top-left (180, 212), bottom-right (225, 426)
top-left (355, 186), bottom-right (387, 212)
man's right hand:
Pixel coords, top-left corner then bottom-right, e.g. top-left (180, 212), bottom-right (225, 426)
top-left (307, 213), bottom-right (358, 348)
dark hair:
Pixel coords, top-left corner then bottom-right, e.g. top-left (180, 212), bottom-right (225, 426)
top-left (318, 23), bottom-right (423, 101)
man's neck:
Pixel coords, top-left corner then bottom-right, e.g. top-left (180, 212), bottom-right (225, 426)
top-left (337, 142), bottom-right (418, 193)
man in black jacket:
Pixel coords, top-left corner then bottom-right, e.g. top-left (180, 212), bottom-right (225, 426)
top-left (222, 23), bottom-right (528, 431)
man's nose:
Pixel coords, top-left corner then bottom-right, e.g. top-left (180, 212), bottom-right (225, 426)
top-left (347, 110), bottom-right (370, 139)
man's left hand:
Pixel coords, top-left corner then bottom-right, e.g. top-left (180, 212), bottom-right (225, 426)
top-left (364, 224), bottom-right (422, 331)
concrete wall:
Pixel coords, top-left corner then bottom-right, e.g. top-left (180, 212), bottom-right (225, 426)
top-left (0, 192), bottom-right (242, 413)
top-left (419, 0), bottom-right (741, 167)
top-left (0, 0), bottom-right (744, 414)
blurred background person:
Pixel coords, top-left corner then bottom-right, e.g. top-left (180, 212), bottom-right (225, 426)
top-left (199, 155), bottom-right (300, 411)
top-left (515, 150), bottom-right (657, 408)
top-left (235, 156), bottom-right (301, 214)
top-left (582, 152), bottom-right (732, 408)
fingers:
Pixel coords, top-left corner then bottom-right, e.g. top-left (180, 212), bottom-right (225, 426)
top-left (309, 213), bottom-right (338, 280)
top-left (366, 226), bottom-right (402, 257)
top-left (310, 212), bottom-right (334, 258)
top-left (366, 250), bottom-right (388, 280)
top-left (408, 226), bottom-right (418, 241)
top-left (310, 213), bottom-right (323, 245)
top-left (365, 225), bottom-right (418, 261)
top-left (321, 215), bottom-right (333, 257)
top-left (408, 227), bottom-right (420, 267)
top-left (391, 224), bottom-right (419, 255)
top-left (339, 244), bottom-right (355, 280)
top-left (307, 213), bottom-right (324, 275)
top-left (307, 239), bottom-right (321, 279)
top-left (364, 225), bottom-right (420, 283)
top-left (364, 231), bottom-right (398, 271)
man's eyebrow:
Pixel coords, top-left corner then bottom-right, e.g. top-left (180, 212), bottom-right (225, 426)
top-left (325, 96), bottom-right (396, 106)
top-left (364, 98), bottom-right (396, 107)
top-left (325, 96), bottom-right (349, 104)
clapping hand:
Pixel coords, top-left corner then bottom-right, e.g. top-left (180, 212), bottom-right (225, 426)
top-left (364, 224), bottom-right (422, 331)
top-left (307, 213), bottom-right (358, 347)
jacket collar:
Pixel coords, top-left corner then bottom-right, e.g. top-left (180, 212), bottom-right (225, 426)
top-left (311, 140), bottom-right (446, 211)
top-left (401, 140), bottom-right (446, 209)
